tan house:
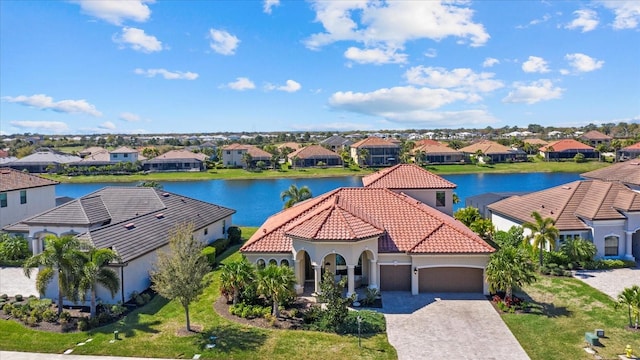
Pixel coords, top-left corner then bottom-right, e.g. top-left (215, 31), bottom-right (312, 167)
top-left (412, 143), bottom-right (464, 164)
top-left (350, 137), bottom-right (400, 167)
top-left (288, 145), bottom-right (342, 167)
top-left (241, 165), bottom-right (494, 297)
top-left (580, 130), bottom-right (612, 147)
top-left (222, 143), bottom-right (272, 168)
top-left (618, 142), bottom-right (640, 162)
top-left (459, 140), bottom-right (526, 163)
top-left (144, 149), bottom-right (206, 172)
top-left (539, 139), bottom-right (597, 160)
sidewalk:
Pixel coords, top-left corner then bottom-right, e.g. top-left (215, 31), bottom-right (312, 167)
top-left (1, 351), bottom-right (178, 360)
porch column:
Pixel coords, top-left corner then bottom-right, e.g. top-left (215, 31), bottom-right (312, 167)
top-left (313, 264), bottom-right (321, 295)
top-left (346, 265), bottom-right (355, 298)
top-left (368, 259), bottom-right (378, 289)
top-left (294, 259), bottom-right (304, 295)
top-left (30, 237), bottom-right (40, 255)
top-left (624, 231), bottom-right (635, 261)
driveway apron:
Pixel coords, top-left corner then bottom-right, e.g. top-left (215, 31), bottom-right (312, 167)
top-left (381, 292), bottom-right (530, 360)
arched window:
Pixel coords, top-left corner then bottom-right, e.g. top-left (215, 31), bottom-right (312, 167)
top-left (280, 259), bottom-right (290, 267)
top-left (269, 259), bottom-right (277, 266)
top-left (604, 236), bottom-right (618, 256)
top-left (257, 259), bottom-right (266, 269)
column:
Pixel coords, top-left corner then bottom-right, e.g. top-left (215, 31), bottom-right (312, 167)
top-left (30, 237), bottom-right (40, 255)
top-left (294, 259), bottom-right (304, 294)
top-left (313, 264), bottom-right (321, 295)
top-left (346, 265), bottom-right (355, 298)
top-left (368, 259), bottom-right (378, 289)
top-left (624, 231), bottom-right (635, 261)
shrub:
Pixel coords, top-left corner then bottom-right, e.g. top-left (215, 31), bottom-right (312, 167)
top-left (201, 246), bottom-right (216, 265)
top-left (59, 311), bottom-right (71, 323)
top-left (25, 315), bottom-right (38, 327)
top-left (337, 310), bottom-right (386, 334)
top-left (227, 226), bottom-right (242, 245)
top-left (3, 303), bottom-right (14, 315)
top-left (42, 309), bottom-right (57, 323)
top-left (1, 294), bottom-right (8, 300)
top-left (14, 294), bottom-right (23, 302)
top-left (141, 292), bottom-right (151, 304)
top-left (359, 288), bottom-right (380, 307)
top-left (77, 318), bottom-right (89, 331)
top-left (211, 238), bottom-right (230, 255)
top-left (97, 312), bottom-right (112, 325)
top-left (111, 303), bottom-right (126, 317)
top-left (229, 303), bottom-right (271, 319)
top-left (0, 235), bottom-right (30, 261)
top-left (573, 153), bottom-right (585, 163)
top-left (542, 251), bottom-right (570, 267)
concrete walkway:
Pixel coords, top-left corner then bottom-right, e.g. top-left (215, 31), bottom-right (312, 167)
top-left (381, 292), bottom-right (530, 360)
top-left (0, 351), bottom-right (177, 360)
top-left (0, 267), bottom-right (39, 297)
top-left (574, 267), bottom-right (640, 299)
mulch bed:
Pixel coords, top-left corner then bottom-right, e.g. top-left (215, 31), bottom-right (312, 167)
top-left (213, 296), bottom-right (311, 330)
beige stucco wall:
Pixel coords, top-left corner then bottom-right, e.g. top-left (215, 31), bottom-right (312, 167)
top-left (392, 188), bottom-right (454, 216)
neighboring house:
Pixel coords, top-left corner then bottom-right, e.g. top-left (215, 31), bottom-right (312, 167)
top-left (288, 145), bottom-right (342, 167)
top-left (459, 140), bottom-right (526, 163)
top-left (465, 192), bottom-right (527, 219)
top-left (581, 161), bottom-right (640, 192)
top-left (488, 180), bottom-right (640, 261)
top-left (7, 150), bottom-right (82, 173)
top-left (539, 139), bottom-right (597, 160)
top-left (0, 168), bottom-right (58, 228)
top-left (350, 136), bottom-right (400, 167)
top-left (278, 142), bottom-right (303, 152)
top-left (241, 167), bottom-right (494, 297)
top-left (618, 141), bottom-right (640, 162)
top-left (523, 138), bottom-right (548, 146)
top-left (221, 143), bottom-right (272, 168)
top-left (362, 164), bottom-right (457, 216)
top-left (580, 130), bottom-right (612, 147)
top-left (109, 146), bottom-right (140, 163)
top-left (320, 135), bottom-right (353, 152)
top-left (73, 149), bottom-right (112, 167)
top-left (12, 187), bottom-right (235, 305)
top-left (412, 142), bottom-right (465, 164)
top-left (78, 147), bottom-right (108, 158)
top-left (144, 149), bottom-right (207, 172)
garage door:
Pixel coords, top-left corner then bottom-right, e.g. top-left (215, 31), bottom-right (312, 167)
top-left (419, 267), bottom-right (483, 293)
top-left (379, 265), bottom-right (411, 291)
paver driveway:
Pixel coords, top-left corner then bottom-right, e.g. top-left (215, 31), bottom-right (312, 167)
top-left (381, 292), bottom-right (530, 360)
top-left (574, 267), bottom-right (640, 299)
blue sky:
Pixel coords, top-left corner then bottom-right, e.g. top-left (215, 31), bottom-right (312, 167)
top-left (1, 0), bottom-right (639, 135)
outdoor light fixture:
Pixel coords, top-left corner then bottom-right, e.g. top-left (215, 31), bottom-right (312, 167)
top-left (413, 267), bottom-right (418, 275)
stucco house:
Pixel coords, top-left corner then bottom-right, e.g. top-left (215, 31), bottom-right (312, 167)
top-left (319, 135), bottom-right (353, 152)
top-left (581, 160), bottom-right (640, 192)
top-left (8, 150), bottom-right (81, 173)
top-left (459, 140), bottom-right (526, 163)
top-left (412, 142), bottom-right (464, 164)
top-left (222, 143), bottom-right (272, 168)
top-left (143, 149), bottom-right (206, 172)
top-left (488, 180), bottom-right (640, 261)
top-left (12, 187), bottom-right (235, 305)
top-left (580, 130), bottom-right (612, 147)
top-left (288, 145), bottom-right (342, 168)
top-left (0, 168), bottom-right (59, 228)
top-left (109, 146), bottom-right (140, 163)
top-left (241, 165), bottom-right (494, 297)
top-left (618, 142), bottom-right (640, 162)
top-left (350, 136), bottom-right (400, 167)
top-left (538, 139), bottom-right (597, 160)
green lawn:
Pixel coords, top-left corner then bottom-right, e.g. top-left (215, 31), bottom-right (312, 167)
top-left (503, 275), bottom-right (639, 360)
top-left (42, 160), bottom-right (610, 183)
top-left (0, 228), bottom-right (396, 359)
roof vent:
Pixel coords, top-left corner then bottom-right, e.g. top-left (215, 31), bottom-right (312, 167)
top-left (155, 213), bottom-right (164, 219)
top-left (541, 204), bottom-right (545, 208)
top-left (162, 192), bottom-right (170, 197)
top-left (124, 223), bottom-right (135, 229)
top-left (561, 186), bottom-right (572, 190)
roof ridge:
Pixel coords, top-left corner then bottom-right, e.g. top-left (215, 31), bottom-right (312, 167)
top-left (554, 180), bottom-right (584, 220)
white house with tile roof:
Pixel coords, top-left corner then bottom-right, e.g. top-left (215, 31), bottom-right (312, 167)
top-left (0, 168), bottom-right (59, 228)
top-left (13, 187), bottom-right (235, 305)
top-left (241, 165), bottom-right (494, 297)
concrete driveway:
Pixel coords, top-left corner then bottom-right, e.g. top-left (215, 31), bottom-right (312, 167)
top-left (381, 292), bottom-right (529, 360)
top-left (0, 267), bottom-right (39, 297)
top-left (574, 267), bottom-right (640, 299)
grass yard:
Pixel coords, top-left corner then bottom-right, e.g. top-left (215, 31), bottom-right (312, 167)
top-left (0, 227), bottom-right (396, 359)
top-left (503, 275), bottom-right (639, 360)
top-left (425, 158), bottom-right (610, 174)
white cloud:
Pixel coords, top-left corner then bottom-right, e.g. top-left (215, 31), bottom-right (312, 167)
top-left (225, 77), bottom-right (255, 91)
top-left (266, 79), bottom-right (302, 92)
top-left (482, 57), bottom-right (499, 68)
top-left (344, 47), bottom-right (407, 64)
top-left (424, 48), bottom-right (437, 58)
top-left (503, 79), bottom-right (564, 104)
top-left (113, 27), bottom-right (163, 53)
top-left (599, 0), bottom-right (640, 29)
top-left (72, 0), bottom-right (153, 25)
top-left (134, 68), bottom-right (199, 80)
top-left (565, 9), bottom-right (599, 32)
top-left (3, 94), bottom-right (102, 116)
top-left (10, 120), bottom-right (70, 134)
top-left (404, 66), bottom-right (504, 94)
top-left (99, 121), bottom-right (117, 130)
top-left (522, 56), bottom-right (550, 73)
top-left (208, 28), bottom-right (240, 55)
top-left (517, 14), bottom-right (551, 29)
top-left (263, 0), bottom-right (280, 14)
top-left (564, 53), bottom-right (604, 73)
top-left (119, 112), bottom-right (140, 122)
top-left (290, 121), bottom-right (374, 131)
top-left (304, 1), bottom-right (489, 64)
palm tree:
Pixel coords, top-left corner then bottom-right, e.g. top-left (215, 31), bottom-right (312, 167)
top-left (280, 184), bottom-right (312, 209)
top-left (523, 211), bottom-right (559, 267)
top-left (242, 152), bottom-right (253, 169)
top-left (357, 148), bottom-right (369, 167)
top-left (454, 207), bottom-right (481, 227)
top-left (486, 246), bottom-right (537, 300)
top-left (615, 285), bottom-right (640, 329)
top-left (559, 237), bottom-right (596, 264)
top-left (219, 259), bottom-right (255, 305)
top-left (78, 247), bottom-right (120, 318)
top-left (257, 264), bottom-right (296, 318)
top-left (23, 235), bottom-right (85, 315)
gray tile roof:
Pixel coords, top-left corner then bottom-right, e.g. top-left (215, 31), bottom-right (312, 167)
top-left (10, 151), bottom-right (81, 164)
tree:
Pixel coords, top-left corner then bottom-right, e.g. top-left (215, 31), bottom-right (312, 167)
top-left (242, 152), bottom-right (253, 169)
top-left (523, 211), bottom-right (559, 267)
top-left (493, 226), bottom-right (525, 249)
top-left (0, 234), bottom-right (30, 261)
top-left (280, 184), bottom-right (312, 209)
top-left (454, 207), bottom-right (481, 227)
top-left (318, 271), bottom-right (353, 331)
top-left (78, 247), bottom-right (120, 318)
top-left (137, 180), bottom-right (163, 189)
top-left (559, 237), bottom-right (596, 264)
top-left (470, 218), bottom-right (495, 241)
top-left (142, 147), bottom-right (159, 158)
top-left (23, 235), bottom-right (85, 315)
top-left (257, 264), bottom-right (296, 317)
top-left (615, 285), bottom-right (640, 329)
top-left (219, 258), bottom-right (255, 305)
top-left (151, 222), bottom-right (210, 332)
top-left (486, 245), bottom-right (537, 300)
top-left (357, 148), bottom-right (369, 167)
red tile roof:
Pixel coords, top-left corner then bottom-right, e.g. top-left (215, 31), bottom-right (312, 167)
top-left (539, 139), bottom-right (594, 152)
top-left (581, 130), bottom-right (612, 140)
top-left (414, 139), bottom-right (442, 147)
top-left (241, 187), bottom-right (493, 254)
top-left (0, 167), bottom-right (59, 192)
top-left (622, 141), bottom-right (640, 150)
top-left (581, 161), bottom-right (640, 187)
top-left (488, 180), bottom-right (640, 231)
top-left (362, 164), bottom-right (456, 189)
top-left (351, 136), bottom-right (399, 148)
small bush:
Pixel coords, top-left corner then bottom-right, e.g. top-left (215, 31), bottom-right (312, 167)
top-left (111, 303), bottom-right (127, 317)
top-left (229, 303), bottom-right (271, 319)
top-left (211, 238), bottom-right (230, 255)
top-left (25, 315), bottom-right (38, 327)
top-left (77, 318), bottom-right (89, 331)
top-left (97, 312), bottom-right (112, 325)
top-left (543, 251), bottom-right (570, 267)
top-left (201, 246), bottom-right (216, 265)
top-left (227, 226), bottom-right (242, 245)
top-left (59, 311), bottom-right (71, 323)
top-left (14, 294), bottom-right (23, 302)
top-left (3, 303), bottom-right (14, 315)
top-left (42, 309), bottom-right (57, 323)
top-left (337, 310), bottom-right (386, 334)
top-left (0, 294), bottom-right (8, 300)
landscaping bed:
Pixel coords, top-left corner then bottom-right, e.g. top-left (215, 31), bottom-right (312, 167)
top-left (213, 295), bottom-right (307, 330)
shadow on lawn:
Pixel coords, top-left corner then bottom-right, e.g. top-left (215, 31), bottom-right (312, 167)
top-left (195, 324), bottom-right (267, 353)
top-left (89, 296), bottom-right (169, 338)
top-left (518, 291), bottom-right (571, 318)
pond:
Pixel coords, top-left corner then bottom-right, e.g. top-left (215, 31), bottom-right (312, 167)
top-left (56, 172), bottom-right (582, 227)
